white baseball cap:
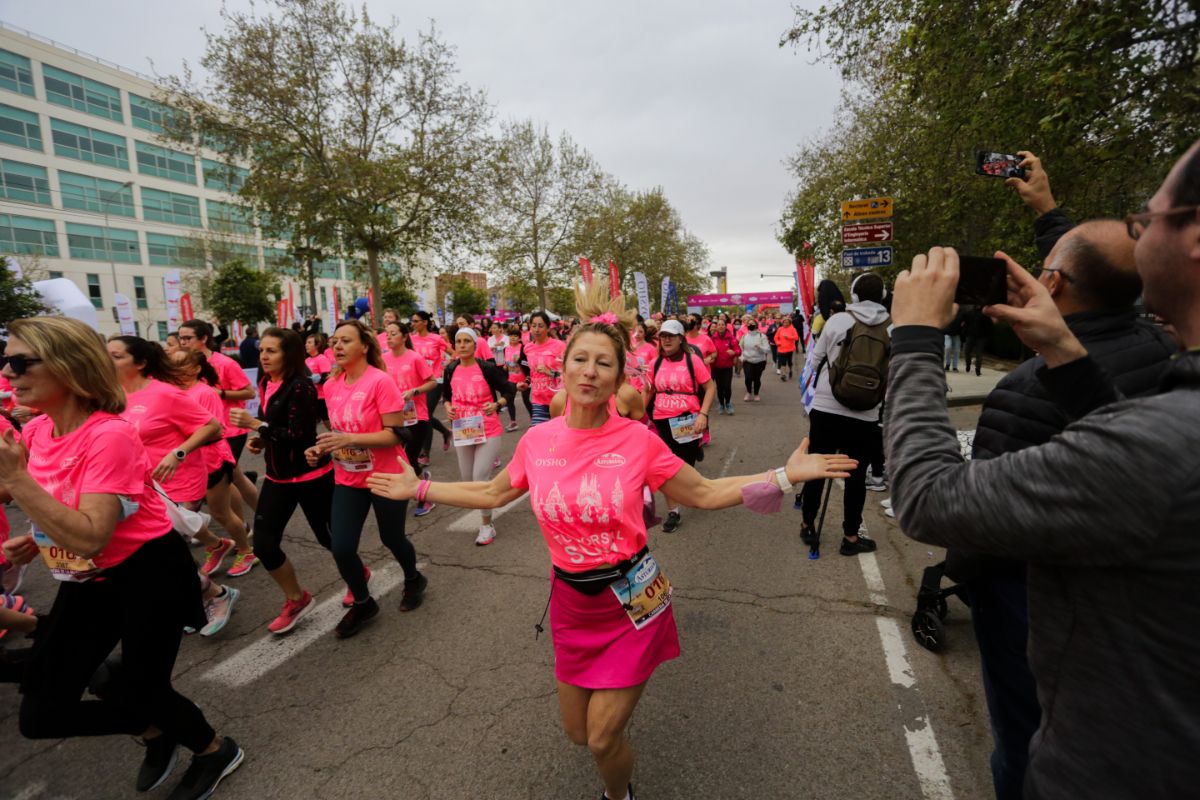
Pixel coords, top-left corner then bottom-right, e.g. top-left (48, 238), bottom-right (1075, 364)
top-left (660, 320), bottom-right (685, 337)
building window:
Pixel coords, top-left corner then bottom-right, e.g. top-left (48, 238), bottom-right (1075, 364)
top-left (202, 158), bottom-right (249, 193)
top-left (134, 141), bottom-right (195, 184)
top-left (0, 103), bottom-right (42, 151)
top-left (58, 171), bottom-right (136, 217)
top-left (50, 119), bottom-right (128, 170)
top-left (66, 223), bottom-right (140, 263)
top-left (319, 286), bottom-right (327, 309)
top-left (0, 50), bottom-right (35, 97)
top-left (48, 270), bottom-right (63, 279)
top-left (263, 247), bottom-right (293, 274)
top-left (156, 320), bottom-right (169, 341)
top-left (205, 199), bottom-right (254, 235)
top-left (129, 94), bottom-right (177, 134)
top-left (0, 160), bottom-right (51, 205)
top-left (42, 64), bottom-right (122, 122)
top-left (147, 233), bottom-right (204, 267)
top-left (134, 276), bottom-right (147, 309)
top-left (0, 214), bottom-right (59, 256)
top-left (87, 273), bottom-right (102, 309)
top-left (314, 259), bottom-right (341, 280)
top-left (141, 187), bottom-right (201, 227)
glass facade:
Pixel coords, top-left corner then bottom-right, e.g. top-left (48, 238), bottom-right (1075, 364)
top-left (0, 159), bottom-right (51, 205)
top-left (206, 199), bottom-right (254, 235)
top-left (86, 272), bottom-right (102, 308)
top-left (141, 187), bottom-right (201, 227)
top-left (51, 118), bottom-right (128, 169)
top-left (134, 275), bottom-right (147, 308)
top-left (57, 171), bottom-right (135, 216)
top-left (0, 49), bottom-right (35, 97)
top-left (129, 93), bottom-right (175, 134)
top-left (42, 64), bottom-right (122, 122)
top-left (134, 141), bottom-right (196, 184)
top-left (156, 320), bottom-right (169, 341)
top-left (66, 222), bottom-right (141, 263)
top-left (147, 233), bottom-right (204, 267)
top-left (202, 158), bottom-right (248, 192)
top-left (0, 103), bottom-right (42, 150)
top-left (0, 213), bottom-right (59, 256)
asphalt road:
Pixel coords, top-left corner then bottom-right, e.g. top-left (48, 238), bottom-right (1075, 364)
top-left (0, 371), bottom-right (994, 800)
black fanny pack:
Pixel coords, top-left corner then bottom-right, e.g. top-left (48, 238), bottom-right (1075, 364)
top-left (553, 546), bottom-right (650, 596)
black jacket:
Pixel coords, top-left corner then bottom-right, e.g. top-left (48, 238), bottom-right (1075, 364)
top-left (254, 375), bottom-right (331, 480)
top-left (948, 309), bottom-right (1178, 581)
top-left (1034, 207), bottom-right (1076, 259)
top-left (442, 360), bottom-right (512, 404)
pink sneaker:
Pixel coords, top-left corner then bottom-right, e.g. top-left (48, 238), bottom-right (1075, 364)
top-left (343, 565), bottom-right (371, 608)
top-left (200, 539), bottom-right (234, 576)
top-left (225, 549), bottom-right (258, 578)
top-left (268, 591), bottom-right (314, 634)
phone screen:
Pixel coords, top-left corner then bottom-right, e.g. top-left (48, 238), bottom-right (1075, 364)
top-left (975, 151), bottom-right (1026, 180)
top-left (955, 256), bottom-right (1008, 307)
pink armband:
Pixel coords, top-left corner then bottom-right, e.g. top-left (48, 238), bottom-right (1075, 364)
top-left (741, 472), bottom-right (784, 515)
top-left (416, 479), bottom-right (431, 504)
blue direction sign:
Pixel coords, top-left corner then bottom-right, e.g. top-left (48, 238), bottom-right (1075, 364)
top-left (841, 246), bottom-right (893, 269)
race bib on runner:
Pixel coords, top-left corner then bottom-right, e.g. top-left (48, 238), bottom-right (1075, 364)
top-left (401, 397), bottom-right (418, 427)
top-left (669, 413), bottom-right (701, 444)
top-left (331, 431), bottom-right (375, 472)
top-left (453, 415), bottom-right (487, 447)
top-left (31, 523), bottom-right (100, 582)
top-left (611, 551), bottom-right (671, 630)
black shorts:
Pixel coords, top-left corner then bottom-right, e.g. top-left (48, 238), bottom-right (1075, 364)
top-left (227, 433), bottom-right (248, 462)
top-left (653, 417), bottom-right (702, 466)
top-left (207, 461), bottom-right (234, 489)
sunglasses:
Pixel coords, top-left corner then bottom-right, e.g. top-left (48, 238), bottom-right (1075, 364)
top-left (0, 354), bottom-right (44, 376)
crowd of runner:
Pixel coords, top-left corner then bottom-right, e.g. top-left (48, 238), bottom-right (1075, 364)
top-left (1, 139), bottom-right (1197, 800)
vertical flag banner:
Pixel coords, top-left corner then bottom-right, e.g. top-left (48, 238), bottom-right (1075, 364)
top-left (633, 272), bottom-right (651, 318)
top-left (367, 288), bottom-right (376, 327)
top-left (163, 269), bottom-right (181, 331)
top-left (796, 257), bottom-right (816, 345)
top-left (179, 292), bottom-right (194, 321)
top-left (277, 299), bottom-right (286, 326)
top-left (232, 320), bottom-right (243, 343)
top-left (607, 261), bottom-right (620, 299)
top-left (443, 292), bottom-right (453, 319)
top-left (114, 293), bottom-right (136, 335)
top-left (417, 289), bottom-right (429, 312)
top-left (666, 280), bottom-right (678, 314)
top-left (287, 282), bottom-right (297, 326)
top-left (328, 285), bottom-right (339, 326)
top-left (579, 257), bottom-right (594, 285)
top-left (660, 276), bottom-right (671, 313)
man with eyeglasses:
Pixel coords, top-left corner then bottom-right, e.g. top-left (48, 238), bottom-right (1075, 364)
top-left (947, 159), bottom-right (1178, 798)
top-left (884, 139), bottom-right (1200, 800)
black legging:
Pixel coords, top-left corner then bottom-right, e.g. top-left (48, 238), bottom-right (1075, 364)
top-left (403, 420), bottom-right (430, 468)
top-left (421, 384), bottom-right (451, 455)
top-left (743, 361), bottom-right (766, 395)
top-left (331, 486), bottom-right (418, 603)
top-left (252, 470), bottom-right (334, 571)
top-left (712, 366), bottom-right (733, 406)
top-left (19, 533), bottom-right (216, 753)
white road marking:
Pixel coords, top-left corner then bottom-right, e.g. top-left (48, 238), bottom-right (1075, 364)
top-left (446, 494), bottom-right (527, 533)
top-left (202, 564), bottom-right (420, 688)
top-left (11, 782), bottom-right (46, 800)
top-left (718, 446), bottom-right (739, 477)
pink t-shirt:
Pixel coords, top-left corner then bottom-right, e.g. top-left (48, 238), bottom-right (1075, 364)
top-left (628, 342), bottom-right (659, 392)
top-left (687, 333), bottom-right (717, 363)
top-left (0, 374), bottom-right (14, 411)
top-left (650, 353), bottom-right (712, 420)
top-left (411, 332), bottom-right (450, 384)
top-left (22, 413), bottom-right (172, 570)
top-left (523, 338), bottom-right (567, 405)
top-left (184, 382), bottom-right (235, 474)
top-left (449, 363), bottom-right (503, 439)
top-left (305, 353), bottom-right (331, 399)
top-left (382, 348), bottom-right (433, 421)
top-left (208, 350), bottom-right (251, 438)
top-left (507, 413), bottom-right (682, 570)
top-left (323, 365), bottom-right (409, 488)
top-left (0, 416), bottom-right (15, 543)
top-left (504, 344), bottom-right (524, 384)
top-left (122, 380), bottom-right (215, 503)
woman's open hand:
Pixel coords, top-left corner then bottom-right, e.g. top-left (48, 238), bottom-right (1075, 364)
top-left (366, 460), bottom-right (419, 501)
top-left (785, 437), bottom-right (858, 484)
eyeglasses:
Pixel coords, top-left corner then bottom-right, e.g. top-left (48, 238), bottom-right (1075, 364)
top-left (1040, 266), bottom-right (1075, 283)
top-left (1124, 205), bottom-right (1200, 240)
top-left (0, 354), bottom-right (44, 376)
top-left (177, 334), bottom-right (197, 342)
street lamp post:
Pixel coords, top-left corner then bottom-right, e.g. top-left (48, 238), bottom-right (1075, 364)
top-left (101, 181), bottom-right (134, 324)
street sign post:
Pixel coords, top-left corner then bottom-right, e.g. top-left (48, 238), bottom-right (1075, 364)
top-left (841, 247), bottom-right (893, 269)
top-left (841, 221), bottom-right (894, 245)
top-left (841, 197), bottom-right (893, 221)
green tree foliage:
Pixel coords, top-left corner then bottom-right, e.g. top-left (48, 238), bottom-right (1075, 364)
top-left (0, 259), bottom-right (50, 326)
top-left (778, 0), bottom-right (1199, 282)
top-left (162, 0), bottom-right (491, 327)
top-left (200, 259), bottom-right (280, 326)
top-left (378, 273), bottom-right (418, 316)
top-left (571, 185), bottom-right (711, 304)
top-left (446, 276), bottom-right (489, 316)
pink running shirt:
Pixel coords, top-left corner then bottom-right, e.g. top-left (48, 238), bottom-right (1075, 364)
top-left (628, 343), bottom-right (658, 392)
top-left (523, 338), bottom-right (567, 405)
top-left (686, 333), bottom-right (717, 363)
top-left (449, 363), bottom-right (503, 439)
top-left (184, 382), bottom-right (235, 474)
top-left (22, 413), bottom-right (172, 570)
top-left (382, 348), bottom-right (433, 421)
top-left (411, 332), bottom-right (450, 384)
top-left (0, 416), bottom-right (14, 542)
top-left (650, 353), bottom-right (711, 420)
top-left (323, 366), bottom-right (410, 488)
top-left (507, 414), bottom-right (682, 570)
top-left (122, 380), bottom-right (215, 503)
top-left (504, 344), bottom-right (524, 384)
top-left (208, 350), bottom-right (251, 438)
top-left (305, 353), bottom-right (331, 399)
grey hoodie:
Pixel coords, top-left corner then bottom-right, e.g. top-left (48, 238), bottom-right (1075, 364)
top-left (808, 301), bottom-right (892, 421)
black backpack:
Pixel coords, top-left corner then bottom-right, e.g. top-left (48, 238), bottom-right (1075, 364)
top-left (652, 352), bottom-right (704, 403)
top-left (824, 313), bottom-right (891, 411)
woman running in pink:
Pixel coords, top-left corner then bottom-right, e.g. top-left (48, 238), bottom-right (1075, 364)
top-left (517, 311), bottom-right (566, 425)
top-left (381, 321), bottom-right (438, 517)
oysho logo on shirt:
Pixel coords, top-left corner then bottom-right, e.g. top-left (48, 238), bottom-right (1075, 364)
top-left (130, 405), bottom-right (147, 414)
top-left (594, 453), bottom-right (626, 468)
top-left (351, 391), bottom-right (367, 402)
top-left (535, 458), bottom-right (567, 467)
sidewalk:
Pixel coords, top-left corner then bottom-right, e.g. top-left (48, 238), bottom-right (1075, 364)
top-left (945, 363), bottom-right (1011, 406)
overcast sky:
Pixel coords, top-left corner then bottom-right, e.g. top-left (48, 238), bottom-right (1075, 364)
top-left (5, 1), bottom-right (842, 293)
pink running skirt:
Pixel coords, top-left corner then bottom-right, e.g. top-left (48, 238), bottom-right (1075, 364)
top-left (550, 575), bottom-right (680, 689)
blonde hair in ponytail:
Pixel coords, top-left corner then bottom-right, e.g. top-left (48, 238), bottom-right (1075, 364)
top-left (565, 279), bottom-right (636, 376)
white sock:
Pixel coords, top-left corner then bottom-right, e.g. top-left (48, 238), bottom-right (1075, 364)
top-left (668, 507), bottom-right (680, 514)
top-left (603, 792), bottom-right (630, 800)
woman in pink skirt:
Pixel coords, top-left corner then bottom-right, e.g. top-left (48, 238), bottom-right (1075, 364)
top-left (366, 284), bottom-right (856, 800)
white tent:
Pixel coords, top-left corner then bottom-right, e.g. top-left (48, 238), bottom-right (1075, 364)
top-left (33, 278), bottom-right (100, 331)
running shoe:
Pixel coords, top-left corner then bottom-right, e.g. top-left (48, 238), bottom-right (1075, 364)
top-left (598, 783), bottom-right (637, 800)
top-left (417, 454), bottom-right (430, 467)
top-left (505, 420), bottom-right (519, 432)
top-left (726, 403), bottom-right (734, 416)
top-left (224, 550), bottom-right (258, 578)
top-left (0, 594), bottom-right (33, 641)
top-left (865, 474), bottom-right (888, 492)
top-left (268, 591), bottom-right (314, 635)
top-left (884, 506), bottom-right (896, 519)
top-left (442, 433), bottom-right (451, 452)
top-left (165, 736), bottom-right (243, 800)
top-left (840, 533), bottom-right (878, 556)
top-left (342, 565), bottom-right (372, 608)
top-left (800, 522), bottom-right (818, 546)
top-left (754, 394), bottom-right (761, 402)
top-left (335, 598), bottom-right (379, 639)
top-left (475, 524), bottom-right (496, 546)
top-left (780, 373), bottom-right (787, 381)
top-left (880, 498), bottom-right (892, 509)
top-left (200, 539), bottom-right (234, 576)
top-left (200, 586), bottom-right (240, 637)
top-left (413, 501), bottom-right (436, 517)
top-left (744, 392), bottom-right (752, 402)
top-left (399, 572), bottom-right (428, 612)
top-left (137, 734), bottom-right (179, 792)
top-left (662, 511), bottom-right (681, 533)
top-left (793, 494), bottom-right (803, 510)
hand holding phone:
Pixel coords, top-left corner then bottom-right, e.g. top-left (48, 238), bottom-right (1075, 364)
top-left (955, 256), bottom-right (1008, 307)
top-left (976, 151), bottom-right (1026, 180)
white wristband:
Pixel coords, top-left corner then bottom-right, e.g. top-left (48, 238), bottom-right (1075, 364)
top-left (773, 467), bottom-right (793, 493)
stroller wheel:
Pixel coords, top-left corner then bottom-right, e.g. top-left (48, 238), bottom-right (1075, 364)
top-left (933, 596), bottom-right (949, 621)
top-left (911, 610), bottom-right (945, 652)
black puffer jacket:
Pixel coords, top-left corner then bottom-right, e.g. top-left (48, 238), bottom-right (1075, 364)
top-left (1034, 207), bottom-right (1076, 259)
top-left (255, 375), bottom-right (330, 481)
top-left (948, 309), bottom-right (1178, 581)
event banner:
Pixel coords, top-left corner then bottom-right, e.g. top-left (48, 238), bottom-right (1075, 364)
top-left (685, 291), bottom-right (794, 307)
top-left (179, 292), bottom-right (194, 321)
top-left (633, 272), bottom-right (651, 318)
top-left (114, 293), bottom-right (136, 335)
top-left (580, 257), bottom-right (594, 285)
top-left (287, 282), bottom-right (297, 326)
top-left (328, 285), bottom-right (340, 326)
top-left (416, 289), bottom-right (428, 313)
top-left (608, 260), bottom-right (620, 298)
top-left (660, 276), bottom-right (671, 313)
top-left (163, 269), bottom-right (181, 331)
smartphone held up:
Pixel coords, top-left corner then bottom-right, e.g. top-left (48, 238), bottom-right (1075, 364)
top-left (976, 151), bottom-right (1026, 180)
top-left (955, 256), bottom-right (1008, 307)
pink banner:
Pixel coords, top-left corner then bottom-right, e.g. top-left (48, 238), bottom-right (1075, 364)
top-left (608, 260), bottom-right (620, 298)
top-left (579, 257), bottom-right (593, 285)
top-left (685, 291), bottom-right (794, 307)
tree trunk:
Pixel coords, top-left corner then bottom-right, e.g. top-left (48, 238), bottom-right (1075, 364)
top-left (306, 253), bottom-right (317, 318)
top-left (368, 246), bottom-right (382, 329)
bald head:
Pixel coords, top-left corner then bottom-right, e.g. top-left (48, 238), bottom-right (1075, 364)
top-left (1054, 220), bottom-right (1143, 311)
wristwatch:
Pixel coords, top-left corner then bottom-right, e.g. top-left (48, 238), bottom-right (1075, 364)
top-left (257, 421), bottom-right (270, 432)
top-left (173, 448), bottom-right (188, 462)
top-left (773, 467), bottom-right (793, 493)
